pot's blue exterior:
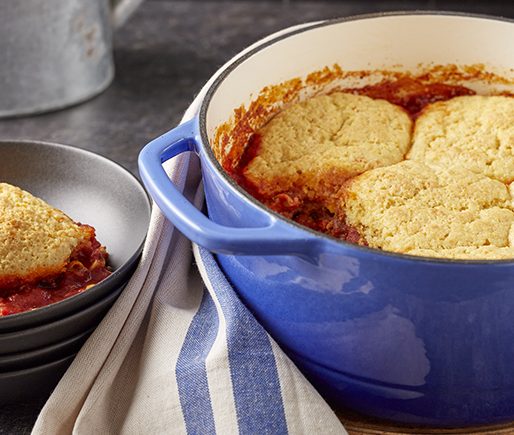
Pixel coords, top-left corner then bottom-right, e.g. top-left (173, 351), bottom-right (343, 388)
top-left (213, 253), bottom-right (514, 426)
top-left (139, 103), bottom-right (514, 428)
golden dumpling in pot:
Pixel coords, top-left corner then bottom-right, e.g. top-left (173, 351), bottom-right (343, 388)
top-left (408, 95), bottom-right (514, 183)
top-left (244, 92), bottom-right (412, 200)
top-left (343, 161), bottom-right (514, 260)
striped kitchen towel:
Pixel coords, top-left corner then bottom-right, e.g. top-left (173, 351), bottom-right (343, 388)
top-left (32, 151), bottom-right (346, 434)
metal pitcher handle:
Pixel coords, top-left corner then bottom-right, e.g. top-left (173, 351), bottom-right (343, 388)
top-left (111, 0), bottom-right (145, 28)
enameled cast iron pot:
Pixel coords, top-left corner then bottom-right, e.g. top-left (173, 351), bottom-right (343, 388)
top-left (139, 13), bottom-right (514, 426)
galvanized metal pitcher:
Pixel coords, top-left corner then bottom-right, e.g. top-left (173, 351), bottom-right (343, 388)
top-left (0, 0), bottom-right (143, 117)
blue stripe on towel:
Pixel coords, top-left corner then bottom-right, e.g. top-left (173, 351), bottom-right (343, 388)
top-left (199, 248), bottom-right (288, 435)
top-left (176, 291), bottom-right (218, 435)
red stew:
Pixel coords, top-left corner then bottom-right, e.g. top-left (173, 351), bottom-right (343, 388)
top-left (225, 79), bottom-right (476, 241)
top-left (0, 231), bottom-right (111, 316)
top-left (345, 77), bottom-right (475, 118)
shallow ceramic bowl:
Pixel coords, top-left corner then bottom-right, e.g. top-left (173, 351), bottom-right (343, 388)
top-left (0, 140), bottom-right (151, 331)
top-left (0, 328), bottom-right (93, 372)
top-left (139, 13), bottom-right (514, 427)
top-left (0, 354), bottom-right (76, 405)
top-left (0, 284), bottom-right (123, 355)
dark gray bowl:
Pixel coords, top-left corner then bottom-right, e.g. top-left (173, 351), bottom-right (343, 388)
top-left (0, 354), bottom-right (76, 405)
top-left (0, 140), bottom-right (151, 331)
top-left (0, 328), bottom-right (93, 372)
top-left (0, 282), bottom-right (124, 355)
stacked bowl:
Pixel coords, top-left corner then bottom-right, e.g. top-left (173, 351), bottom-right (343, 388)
top-left (0, 140), bottom-right (151, 404)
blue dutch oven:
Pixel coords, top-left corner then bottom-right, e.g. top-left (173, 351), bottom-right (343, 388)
top-left (139, 13), bottom-right (514, 426)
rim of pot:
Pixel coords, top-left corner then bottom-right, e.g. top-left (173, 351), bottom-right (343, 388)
top-left (199, 11), bottom-right (514, 266)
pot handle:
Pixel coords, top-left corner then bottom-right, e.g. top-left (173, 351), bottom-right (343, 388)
top-left (138, 120), bottom-right (317, 256)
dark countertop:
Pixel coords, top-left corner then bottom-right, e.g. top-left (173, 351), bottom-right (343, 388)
top-left (0, 1), bottom-right (513, 433)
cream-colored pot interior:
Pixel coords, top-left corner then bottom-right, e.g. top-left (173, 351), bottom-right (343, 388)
top-left (204, 13), bottom-right (514, 156)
